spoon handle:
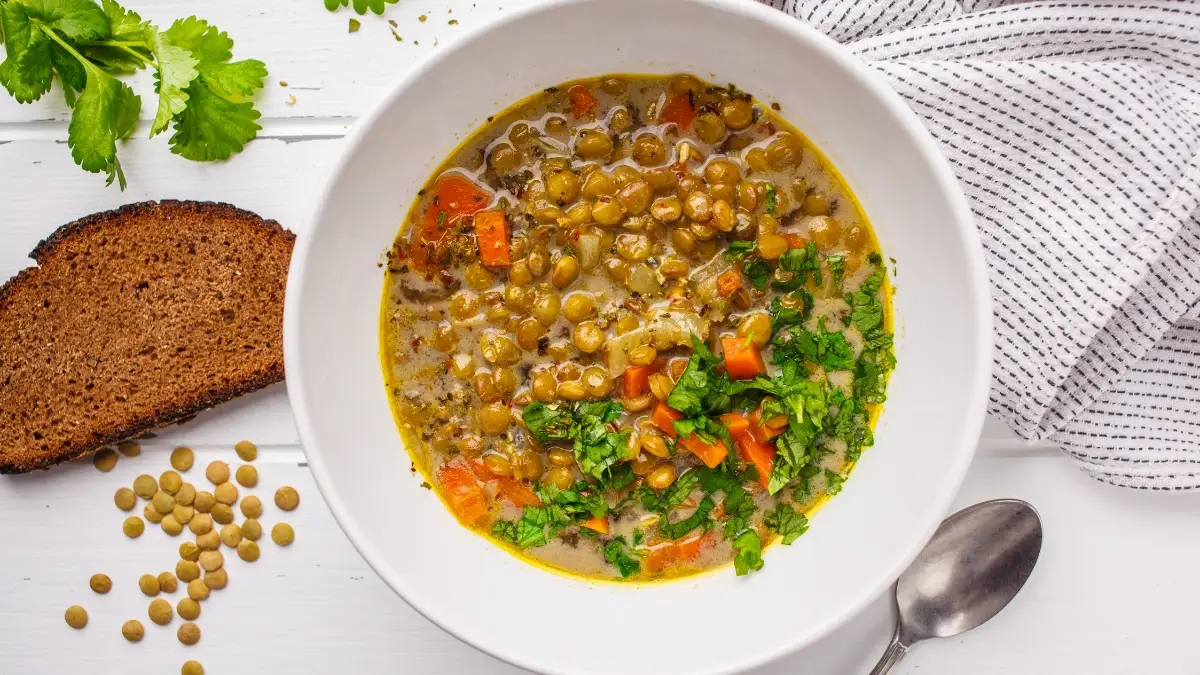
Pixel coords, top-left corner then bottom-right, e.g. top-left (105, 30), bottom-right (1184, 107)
top-left (868, 624), bottom-right (909, 675)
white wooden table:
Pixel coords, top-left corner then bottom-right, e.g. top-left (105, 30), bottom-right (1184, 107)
top-left (3, 2), bottom-right (1199, 673)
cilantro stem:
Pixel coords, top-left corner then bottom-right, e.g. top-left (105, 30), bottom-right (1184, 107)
top-left (34, 21), bottom-right (104, 77)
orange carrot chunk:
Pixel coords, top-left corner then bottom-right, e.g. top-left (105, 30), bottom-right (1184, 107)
top-left (474, 210), bottom-right (511, 268)
top-left (717, 270), bottom-right (743, 297)
top-left (736, 434), bottom-right (777, 490)
top-left (409, 173), bottom-right (492, 270)
top-left (678, 435), bottom-right (729, 469)
top-left (437, 460), bottom-right (489, 525)
top-left (722, 337), bottom-right (767, 380)
top-left (660, 93), bottom-right (697, 129)
top-left (719, 411), bottom-right (750, 437)
top-left (580, 516), bottom-right (609, 535)
top-left (784, 233), bottom-right (808, 249)
top-left (645, 531), bottom-right (712, 573)
top-left (652, 401), bottom-right (684, 438)
top-left (748, 407), bottom-right (787, 443)
top-left (623, 364), bottom-right (656, 398)
top-left (568, 85), bottom-right (598, 118)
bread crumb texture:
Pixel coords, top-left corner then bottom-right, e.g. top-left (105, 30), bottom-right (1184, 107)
top-left (0, 201), bottom-right (294, 473)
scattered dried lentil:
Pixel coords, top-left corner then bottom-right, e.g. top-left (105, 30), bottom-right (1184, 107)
top-left (271, 522), bottom-right (295, 547)
top-left (235, 440), bottom-right (257, 461)
top-left (205, 461), bottom-right (230, 485)
top-left (241, 519), bottom-right (263, 541)
top-left (170, 447), bottom-right (195, 472)
top-left (177, 598), bottom-right (201, 621)
top-left (89, 574), bottom-right (112, 594)
top-left (121, 619), bottom-right (144, 642)
top-left (123, 516), bottom-right (145, 538)
top-left (93, 448), bottom-right (117, 472)
top-left (64, 605), bottom-right (87, 628)
top-left (177, 622), bottom-right (201, 646)
top-left (240, 495), bottom-right (263, 519)
top-left (275, 486), bottom-right (300, 511)
top-left (237, 539), bottom-right (260, 562)
top-left (133, 474), bottom-right (158, 499)
top-left (148, 598), bottom-right (173, 625)
top-left (114, 487), bottom-right (137, 511)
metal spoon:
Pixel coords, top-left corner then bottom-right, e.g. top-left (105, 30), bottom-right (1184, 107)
top-left (869, 499), bottom-right (1042, 674)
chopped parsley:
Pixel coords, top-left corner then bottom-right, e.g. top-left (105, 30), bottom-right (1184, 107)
top-left (522, 401), bottom-right (629, 480)
top-left (732, 530), bottom-right (764, 576)
top-left (602, 536), bottom-right (642, 579)
top-left (724, 241), bottom-right (756, 261)
top-left (764, 502), bottom-right (809, 544)
top-left (765, 184), bottom-right (777, 214)
top-left (824, 469), bottom-right (845, 496)
top-left (744, 258), bottom-right (772, 291)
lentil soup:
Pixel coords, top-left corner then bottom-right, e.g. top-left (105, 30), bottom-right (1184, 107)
top-left (381, 74), bottom-right (895, 581)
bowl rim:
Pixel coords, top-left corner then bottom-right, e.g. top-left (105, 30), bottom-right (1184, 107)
top-left (284, 0), bottom-right (993, 672)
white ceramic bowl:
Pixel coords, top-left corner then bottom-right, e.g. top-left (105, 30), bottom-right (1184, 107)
top-left (285, 0), bottom-right (991, 673)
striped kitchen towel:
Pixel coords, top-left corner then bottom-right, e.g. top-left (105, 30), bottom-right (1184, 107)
top-left (758, 0), bottom-right (1200, 489)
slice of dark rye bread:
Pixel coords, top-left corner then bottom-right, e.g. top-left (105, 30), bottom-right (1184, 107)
top-left (0, 201), bottom-right (295, 474)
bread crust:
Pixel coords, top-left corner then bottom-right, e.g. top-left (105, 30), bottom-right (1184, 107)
top-left (0, 201), bottom-right (295, 474)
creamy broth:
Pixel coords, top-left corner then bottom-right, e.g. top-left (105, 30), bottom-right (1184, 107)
top-left (381, 74), bottom-right (894, 581)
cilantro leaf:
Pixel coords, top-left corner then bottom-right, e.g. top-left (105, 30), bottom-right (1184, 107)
top-left (768, 294), bottom-right (810, 337)
top-left (637, 470), bottom-right (698, 512)
top-left (0, 4), bottom-right (53, 103)
top-left (67, 70), bottom-right (141, 188)
top-left (744, 259), bottom-right (772, 291)
top-left (776, 320), bottom-right (855, 371)
top-left (828, 254), bottom-right (845, 290)
top-left (602, 536), bottom-right (641, 579)
top-left (163, 17), bottom-right (265, 161)
top-left (764, 503), bottom-right (809, 544)
top-left (724, 241), bottom-right (755, 262)
top-left (720, 484), bottom-right (756, 540)
top-left (20, 0), bottom-right (111, 42)
top-left (774, 243), bottom-right (820, 291)
top-left (657, 496), bottom-right (714, 540)
top-left (790, 464), bottom-right (822, 501)
top-left (149, 27), bottom-right (198, 136)
top-left (765, 183), bottom-right (777, 214)
top-left (571, 400), bottom-right (628, 480)
top-left (854, 347), bottom-right (895, 405)
top-left (522, 402), bottom-right (573, 442)
top-left (732, 530), bottom-right (764, 576)
top-left (825, 469), bottom-right (845, 496)
top-left (324, 0), bottom-right (400, 15)
top-left (666, 335), bottom-right (731, 417)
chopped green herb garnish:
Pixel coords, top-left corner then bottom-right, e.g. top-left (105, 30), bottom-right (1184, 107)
top-left (764, 502), bottom-right (809, 544)
top-left (765, 184), bottom-right (777, 214)
top-left (724, 241), bottom-right (755, 261)
top-left (824, 469), bottom-right (845, 496)
top-left (602, 536), bottom-right (641, 578)
top-left (744, 258), bottom-right (772, 291)
top-left (732, 530), bottom-right (764, 576)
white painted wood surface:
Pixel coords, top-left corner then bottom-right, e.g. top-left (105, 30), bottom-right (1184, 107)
top-left (3, 2), bottom-right (1197, 673)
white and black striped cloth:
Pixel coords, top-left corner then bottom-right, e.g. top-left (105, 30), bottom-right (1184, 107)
top-left (758, 0), bottom-right (1200, 489)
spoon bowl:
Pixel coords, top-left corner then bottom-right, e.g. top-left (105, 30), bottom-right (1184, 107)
top-left (872, 499), bottom-right (1043, 674)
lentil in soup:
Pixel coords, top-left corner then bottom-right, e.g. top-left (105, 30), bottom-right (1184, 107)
top-left (381, 74), bottom-right (895, 581)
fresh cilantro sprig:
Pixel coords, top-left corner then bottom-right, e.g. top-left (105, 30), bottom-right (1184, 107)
top-left (0, 0), bottom-right (266, 188)
top-left (523, 400), bottom-right (630, 480)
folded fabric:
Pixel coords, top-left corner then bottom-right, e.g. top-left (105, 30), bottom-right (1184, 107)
top-left (758, 0), bottom-right (1200, 488)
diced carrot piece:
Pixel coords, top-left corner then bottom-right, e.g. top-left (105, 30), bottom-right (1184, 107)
top-left (748, 407), bottom-right (786, 443)
top-left (437, 459), bottom-right (489, 525)
top-left (568, 85), bottom-right (598, 118)
top-left (679, 435), bottom-right (729, 469)
top-left (474, 210), bottom-right (511, 268)
top-left (784, 233), bottom-right (808, 249)
top-left (623, 364), bottom-right (655, 399)
top-left (645, 531), bottom-right (712, 573)
top-left (720, 412), bottom-right (750, 437)
top-left (408, 173), bottom-right (493, 270)
top-left (722, 337), bottom-right (767, 380)
top-left (717, 270), bottom-right (743, 297)
top-left (660, 93), bottom-right (696, 129)
top-left (652, 401), bottom-right (684, 438)
top-left (580, 516), bottom-right (609, 535)
top-left (736, 434), bottom-right (777, 490)
top-left (468, 459), bottom-right (541, 508)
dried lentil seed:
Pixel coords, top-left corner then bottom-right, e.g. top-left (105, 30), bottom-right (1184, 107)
top-left (160, 514), bottom-right (183, 537)
top-left (214, 482), bottom-right (238, 505)
top-left (123, 516), bottom-right (145, 538)
top-left (271, 522), bottom-right (295, 546)
top-left (139, 574), bottom-right (161, 597)
top-left (186, 579), bottom-right (209, 601)
top-left (235, 464), bottom-right (258, 488)
top-left (274, 486), bottom-right (300, 511)
top-left (114, 487), bottom-right (136, 511)
top-left (170, 447), bottom-right (195, 472)
top-left (177, 598), bottom-right (201, 621)
top-left (176, 560), bottom-right (201, 583)
top-left (177, 622), bottom-right (201, 646)
top-left (93, 448), bottom-right (117, 472)
top-left (143, 504), bottom-right (163, 524)
top-left (241, 518), bottom-right (263, 541)
top-left (172, 504), bottom-right (195, 524)
top-left (237, 539), bottom-right (260, 562)
top-left (117, 441), bottom-right (141, 457)
top-left (196, 531), bottom-right (220, 551)
top-left (64, 605), bottom-right (87, 628)
top-left (210, 503), bottom-right (234, 525)
top-left (205, 461), bottom-right (230, 485)
top-left (121, 619), bottom-right (144, 642)
top-left (204, 567), bottom-right (228, 591)
top-left (133, 474), bottom-right (157, 499)
top-left (152, 491), bottom-right (176, 514)
top-left (175, 483), bottom-right (196, 506)
top-left (188, 513), bottom-right (213, 536)
top-left (198, 549), bottom-right (224, 572)
top-left (179, 541), bottom-right (201, 561)
top-left (240, 495), bottom-right (263, 519)
top-left (89, 574), bottom-right (112, 594)
top-left (235, 440), bottom-right (258, 461)
top-left (148, 598), bottom-right (173, 625)
top-left (193, 491), bottom-right (216, 513)
top-left (159, 470), bottom-right (183, 495)
top-left (157, 571), bottom-right (178, 593)
top-left (182, 660), bottom-right (204, 675)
